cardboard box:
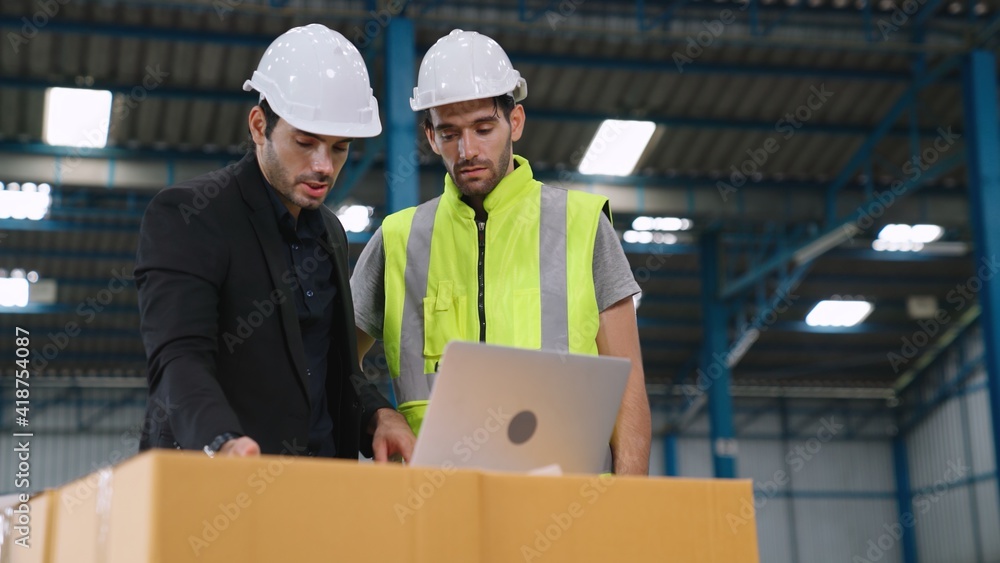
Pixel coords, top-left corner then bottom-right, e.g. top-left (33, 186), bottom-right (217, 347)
top-left (5, 491), bottom-right (56, 563)
top-left (46, 451), bottom-right (758, 563)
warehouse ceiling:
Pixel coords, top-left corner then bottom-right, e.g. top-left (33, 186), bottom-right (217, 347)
top-left (0, 0), bottom-right (997, 408)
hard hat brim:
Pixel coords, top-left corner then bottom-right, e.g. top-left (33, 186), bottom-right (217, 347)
top-left (244, 79), bottom-right (382, 138)
top-left (410, 78), bottom-right (527, 112)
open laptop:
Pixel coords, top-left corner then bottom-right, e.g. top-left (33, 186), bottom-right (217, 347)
top-left (409, 341), bottom-right (631, 474)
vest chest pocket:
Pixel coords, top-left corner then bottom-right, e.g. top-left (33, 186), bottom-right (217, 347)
top-left (422, 280), bottom-right (468, 364)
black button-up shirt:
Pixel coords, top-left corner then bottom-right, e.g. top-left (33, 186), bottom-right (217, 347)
top-left (263, 177), bottom-right (338, 457)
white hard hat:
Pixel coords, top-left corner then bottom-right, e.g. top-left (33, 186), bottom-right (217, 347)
top-left (243, 24), bottom-right (381, 138)
top-left (410, 29), bottom-right (527, 112)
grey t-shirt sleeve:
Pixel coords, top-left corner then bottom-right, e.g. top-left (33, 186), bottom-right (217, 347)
top-left (350, 227), bottom-right (386, 340)
top-left (593, 213), bottom-right (641, 312)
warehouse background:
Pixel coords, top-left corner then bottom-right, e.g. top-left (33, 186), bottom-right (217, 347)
top-left (0, 0), bottom-right (998, 561)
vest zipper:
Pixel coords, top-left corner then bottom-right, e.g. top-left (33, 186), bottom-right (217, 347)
top-left (477, 219), bottom-right (486, 342)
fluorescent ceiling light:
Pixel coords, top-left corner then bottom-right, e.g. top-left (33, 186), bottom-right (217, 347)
top-left (877, 224), bottom-right (912, 243)
top-left (336, 205), bottom-right (372, 233)
top-left (0, 182), bottom-right (52, 220)
top-left (0, 278), bottom-right (29, 308)
top-left (623, 230), bottom-right (677, 245)
top-left (631, 216), bottom-right (693, 232)
top-left (909, 224), bottom-right (944, 244)
top-left (623, 230), bottom-right (653, 244)
top-left (44, 87), bottom-right (113, 148)
top-left (805, 300), bottom-right (874, 327)
top-left (873, 223), bottom-right (943, 252)
top-left (872, 239), bottom-right (923, 252)
top-left (578, 120), bottom-right (656, 176)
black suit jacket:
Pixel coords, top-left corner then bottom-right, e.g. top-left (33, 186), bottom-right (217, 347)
top-left (135, 152), bottom-right (391, 458)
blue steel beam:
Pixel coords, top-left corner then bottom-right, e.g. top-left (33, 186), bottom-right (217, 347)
top-left (728, 259), bottom-right (812, 368)
top-left (956, 378), bottom-right (986, 563)
top-left (384, 17), bottom-right (419, 213)
top-left (892, 435), bottom-right (920, 563)
top-left (722, 149), bottom-right (966, 299)
top-left (961, 49), bottom-right (1000, 516)
top-left (823, 54), bottom-right (961, 223)
top-left (700, 231), bottom-right (737, 478)
top-left (911, 0), bottom-right (948, 27)
top-left (663, 433), bottom-right (679, 476)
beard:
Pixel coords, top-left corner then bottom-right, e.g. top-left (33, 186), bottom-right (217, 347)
top-left (261, 140), bottom-right (332, 212)
top-left (447, 138), bottom-right (512, 199)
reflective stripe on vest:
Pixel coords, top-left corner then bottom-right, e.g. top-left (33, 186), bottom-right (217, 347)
top-left (392, 196), bottom-right (441, 406)
top-left (538, 186), bottom-right (569, 350)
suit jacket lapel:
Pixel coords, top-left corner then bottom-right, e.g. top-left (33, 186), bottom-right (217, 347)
top-left (235, 153), bottom-right (311, 404)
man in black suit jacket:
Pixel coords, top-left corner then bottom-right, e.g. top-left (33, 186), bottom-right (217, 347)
top-left (135, 24), bottom-right (414, 460)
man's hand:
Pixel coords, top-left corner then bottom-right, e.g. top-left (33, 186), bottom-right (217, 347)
top-left (218, 436), bottom-right (261, 457)
top-left (370, 408), bottom-right (416, 463)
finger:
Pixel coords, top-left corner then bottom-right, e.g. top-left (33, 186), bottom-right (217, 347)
top-left (239, 438), bottom-right (262, 457)
top-left (222, 437), bottom-right (260, 457)
top-left (373, 437), bottom-right (388, 462)
top-left (400, 435), bottom-right (415, 462)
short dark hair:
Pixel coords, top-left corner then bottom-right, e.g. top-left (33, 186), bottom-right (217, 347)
top-left (247, 98), bottom-right (281, 144)
top-left (422, 94), bottom-right (517, 132)
top-left (259, 99), bottom-right (280, 139)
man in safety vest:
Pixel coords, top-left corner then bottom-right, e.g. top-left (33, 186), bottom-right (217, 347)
top-left (351, 30), bottom-right (651, 474)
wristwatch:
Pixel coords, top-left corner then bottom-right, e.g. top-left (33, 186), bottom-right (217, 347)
top-left (203, 432), bottom-right (242, 458)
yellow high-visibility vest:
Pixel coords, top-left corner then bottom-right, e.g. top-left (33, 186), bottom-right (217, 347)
top-left (381, 155), bottom-right (609, 433)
